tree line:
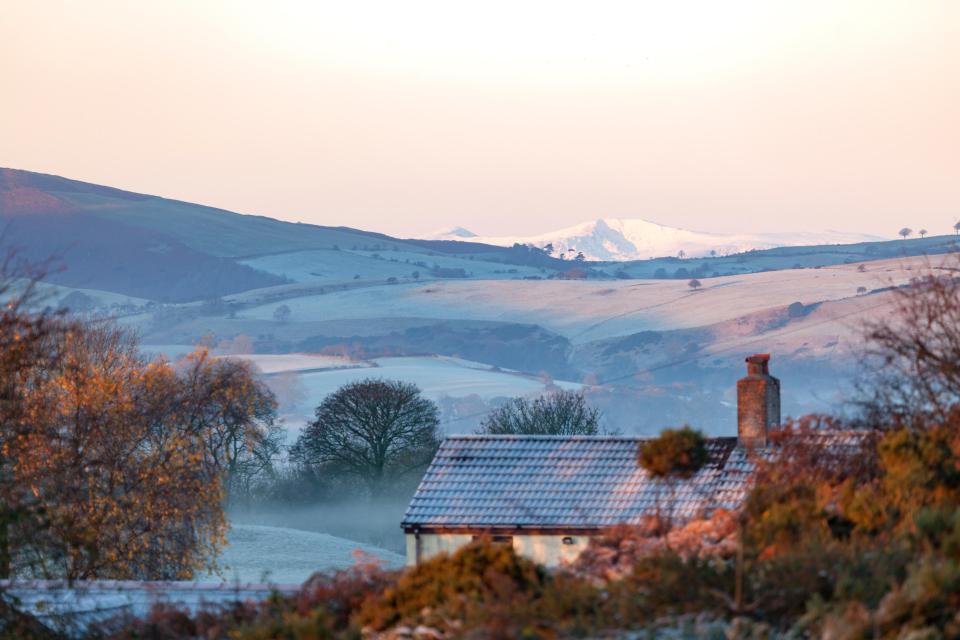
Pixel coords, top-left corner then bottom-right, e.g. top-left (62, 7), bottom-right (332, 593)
top-left (279, 379), bottom-right (602, 503)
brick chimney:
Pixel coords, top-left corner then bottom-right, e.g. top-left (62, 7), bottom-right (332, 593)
top-left (737, 354), bottom-right (780, 449)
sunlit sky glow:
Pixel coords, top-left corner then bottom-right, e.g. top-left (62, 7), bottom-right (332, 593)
top-left (1, 1), bottom-right (957, 237)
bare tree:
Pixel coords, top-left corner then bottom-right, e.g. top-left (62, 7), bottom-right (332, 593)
top-left (688, 279), bottom-right (702, 291)
top-left (919, 229), bottom-right (928, 239)
top-left (859, 254), bottom-right (960, 424)
top-left (176, 350), bottom-right (283, 501)
top-left (293, 379), bottom-right (440, 496)
top-left (899, 227), bottom-right (912, 240)
top-left (478, 390), bottom-right (601, 435)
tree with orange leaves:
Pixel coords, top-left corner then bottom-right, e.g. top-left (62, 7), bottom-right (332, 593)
top-left (8, 324), bottom-right (228, 579)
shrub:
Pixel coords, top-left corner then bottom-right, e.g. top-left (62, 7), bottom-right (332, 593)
top-left (357, 540), bottom-right (548, 633)
top-left (638, 427), bottom-right (709, 479)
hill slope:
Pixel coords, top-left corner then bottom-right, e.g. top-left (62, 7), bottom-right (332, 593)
top-left (0, 168), bottom-right (567, 301)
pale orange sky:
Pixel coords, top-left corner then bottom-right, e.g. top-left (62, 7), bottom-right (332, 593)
top-left (1, 1), bottom-right (957, 238)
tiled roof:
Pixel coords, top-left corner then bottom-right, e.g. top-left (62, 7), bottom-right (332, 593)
top-left (402, 435), bottom-right (755, 530)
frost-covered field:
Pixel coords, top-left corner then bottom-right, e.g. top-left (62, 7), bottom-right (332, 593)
top-left (215, 524), bottom-right (404, 584)
top-left (239, 257), bottom-right (923, 343)
top-left (227, 353), bottom-right (368, 374)
top-left (240, 248), bottom-right (544, 284)
top-left (290, 356), bottom-right (578, 405)
top-left (254, 355), bottom-right (580, 437)
top-left (176, 354), bottom-right (582, 439)
top-left (34, 282), bottom-right (150, 309)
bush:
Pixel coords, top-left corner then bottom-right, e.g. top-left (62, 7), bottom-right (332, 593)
top-left (357, 541), bottom-right (548, 633)
top-left (609, 550), bottom-right (734, 622)
top-left (638, 426), bottom-right (709, 479)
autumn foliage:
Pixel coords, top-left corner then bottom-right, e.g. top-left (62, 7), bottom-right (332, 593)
top-left (6, 325), bottom-right (228, 579)
top-left (0, 262), bottom-right (278, 581)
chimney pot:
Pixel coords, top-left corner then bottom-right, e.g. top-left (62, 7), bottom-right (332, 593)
top-left (737, 353), bottom-right (780, 449)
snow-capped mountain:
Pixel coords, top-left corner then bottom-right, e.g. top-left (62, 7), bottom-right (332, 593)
top-left (430, 226), bottom-right (477, 239)
top-left (425, 218), bottom-right (883, 261)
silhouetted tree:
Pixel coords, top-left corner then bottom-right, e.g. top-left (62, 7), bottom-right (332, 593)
top-left (899, 227), bottom-right (912, 240)
top-left (293, 379), bottom-right (441, 497)
top-left (954, 221), bottom-right (960, 235)
top-left (273, 304), bottom-right (292, 323)
top-left (478, 390), bottom-right (601, 436)
top-left (688, 279), bottom-right (702, 290)
top-left (919, 229), bottom-right (928, 238)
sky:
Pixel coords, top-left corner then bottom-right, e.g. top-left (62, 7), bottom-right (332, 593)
top-left (1, 1), bottom-right (958, 238)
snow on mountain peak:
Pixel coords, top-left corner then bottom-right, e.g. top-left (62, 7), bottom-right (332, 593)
top-left (427, 226), bottom-right (477, 239)
top-left (424, 217), bottom-right (883, 261)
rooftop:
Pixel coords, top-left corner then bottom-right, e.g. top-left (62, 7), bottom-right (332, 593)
top-left (402, 435), bottom-right (754, 530)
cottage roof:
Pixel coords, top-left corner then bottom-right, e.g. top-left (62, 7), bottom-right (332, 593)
top-left (401, 435), bottom-right (755, 531)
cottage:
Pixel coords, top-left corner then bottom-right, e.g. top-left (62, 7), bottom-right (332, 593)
top-left (401, 354), bottom-right (783, 567)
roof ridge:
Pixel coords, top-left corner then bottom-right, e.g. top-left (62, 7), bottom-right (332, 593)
top-left (442, 434), bottom-right (740, 442)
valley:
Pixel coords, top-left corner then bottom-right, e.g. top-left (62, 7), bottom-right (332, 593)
top-left (4, 168), bottom-right (957, 436)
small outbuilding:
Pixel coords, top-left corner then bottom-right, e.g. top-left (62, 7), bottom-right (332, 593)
top-left (401, 354), bottom-right (783, 567)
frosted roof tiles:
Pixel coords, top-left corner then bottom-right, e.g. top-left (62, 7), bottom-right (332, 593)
top-left (402, 435), bottom-right (750, 530)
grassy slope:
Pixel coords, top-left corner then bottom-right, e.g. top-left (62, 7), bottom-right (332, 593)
top-left (600, 234), bottom-right (960, 278)
top-left (1, 168), bottom-right (575, 302)
top-left (59, 190), bottom-right (427, 259)
top-left (233, 256), bottom-right (922, 344)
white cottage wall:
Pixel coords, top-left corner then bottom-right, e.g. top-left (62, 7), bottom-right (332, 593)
top-left (405, 533), bottom-right (591, 568)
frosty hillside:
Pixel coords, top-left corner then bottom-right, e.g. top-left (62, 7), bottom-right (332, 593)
top-left (427, 217), bottom-right (883, 262)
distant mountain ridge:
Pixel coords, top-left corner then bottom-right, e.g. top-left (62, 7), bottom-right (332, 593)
top-left (427, 217), bottom-right (884, 261)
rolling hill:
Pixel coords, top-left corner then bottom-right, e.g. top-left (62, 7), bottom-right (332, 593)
top-left (7, 167), bottom-right (960, 435)
top-left (0, 168), bottom-right (567, 301)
